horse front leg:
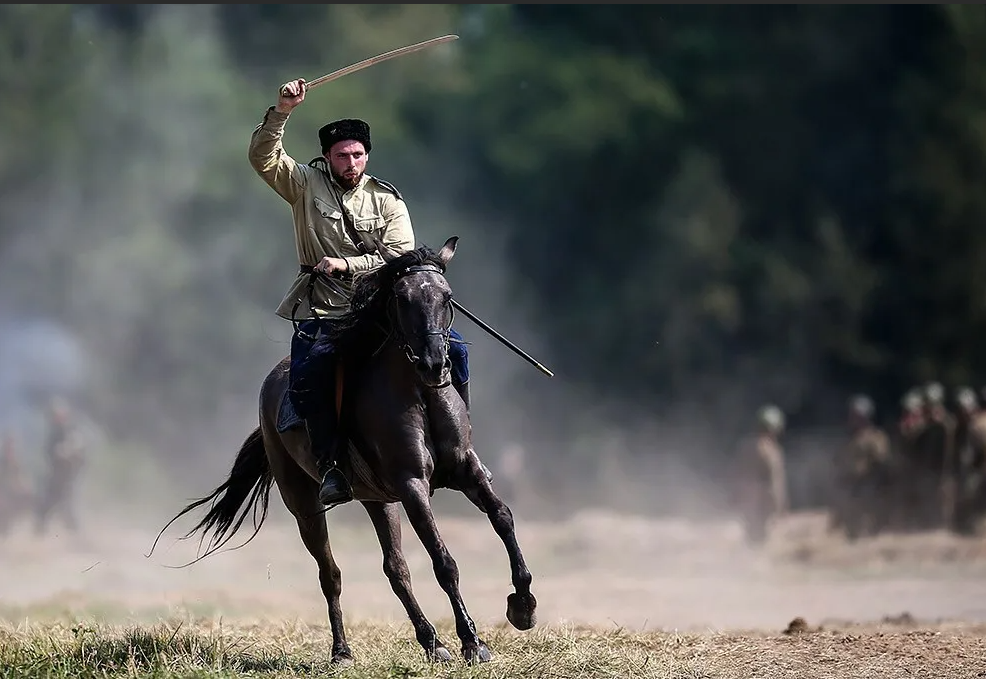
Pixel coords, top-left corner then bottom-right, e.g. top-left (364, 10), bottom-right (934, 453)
top-left (399, 477), bottom-right (492, 664)
top-left (361, 500), bottom-right (454, 663)
top-left (463, 464), bottom-right (538, 631)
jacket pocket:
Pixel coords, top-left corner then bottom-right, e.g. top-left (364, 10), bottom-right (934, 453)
top-left (313, 196), bottom-right (342, 221)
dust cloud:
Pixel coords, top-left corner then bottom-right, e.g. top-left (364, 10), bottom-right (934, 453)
top-left (4, 507), bottom-right (986, 632)
top-left (0, 4), bottom-right (746, 525)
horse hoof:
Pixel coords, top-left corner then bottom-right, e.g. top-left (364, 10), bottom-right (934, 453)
top-left (506, 592), bottom-right (538, 631)
top-left (330, 653), bottom-right (354, 667)
top-left (429, 645), bottom-right (454, 663)
top-left (464, 642), bottom-right (493, 665)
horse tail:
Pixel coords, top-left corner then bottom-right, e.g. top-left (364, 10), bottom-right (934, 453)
top-left (148, 426), bottom-right (274, 565)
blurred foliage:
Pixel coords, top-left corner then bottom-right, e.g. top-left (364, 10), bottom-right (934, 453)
top-left (1, 5), bottom-right (986, 498)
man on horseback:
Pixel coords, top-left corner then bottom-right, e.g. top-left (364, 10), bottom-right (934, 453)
top-left (248, 77), bottom-right (472, 507)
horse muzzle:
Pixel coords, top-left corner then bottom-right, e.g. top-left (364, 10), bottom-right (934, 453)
top-left (415, 359), bottom-right (452, 389)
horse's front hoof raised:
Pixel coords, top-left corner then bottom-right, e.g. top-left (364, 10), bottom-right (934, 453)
top-left (463, 642), bottom-right (493, 665)
top-left (506, 591), bottom-right (538, 630)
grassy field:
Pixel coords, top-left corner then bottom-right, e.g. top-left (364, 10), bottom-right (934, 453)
top-left (4, 509), bottom-right (986, 678)
top-left (2, 613), bottom-right (986, 678)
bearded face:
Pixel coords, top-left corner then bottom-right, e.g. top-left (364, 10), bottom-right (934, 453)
top-left (325, 140), bottom-right (368, 190)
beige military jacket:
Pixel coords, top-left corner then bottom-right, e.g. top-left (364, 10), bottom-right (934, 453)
top-left (962, 412), bottom-right (986, 469)
top-left (734, 434), bottom-right (788, 515)
top-left (249, 107), bottom-right (415, 320)
top-left (842, 425), bottom-right (892, 480)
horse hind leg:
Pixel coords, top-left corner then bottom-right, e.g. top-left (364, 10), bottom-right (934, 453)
top-left (399, 478), bottom-right (492, 664)
top-left (462, 459), bottom-right (537, 631)
top-left (295, 509), bottom-right (352, 665)
top-left (361, 501), bottom-right (454, 663)
top-left (265, 430), bottom-right (353, 665)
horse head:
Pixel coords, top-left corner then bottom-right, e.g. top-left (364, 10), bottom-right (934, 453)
top-left (374, 236), bottom-right (459, 389)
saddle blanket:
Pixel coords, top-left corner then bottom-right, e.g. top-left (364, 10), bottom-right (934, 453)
top-left (276, 389), bottom-right (304, 433)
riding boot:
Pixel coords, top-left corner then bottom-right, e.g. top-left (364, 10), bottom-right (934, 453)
top-left (307, 418), bottom-right (353, 508)
top-left (453, 381), bottom-right (494, 484)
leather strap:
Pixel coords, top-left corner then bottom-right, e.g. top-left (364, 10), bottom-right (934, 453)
top-left (331, 185), bottom-right (368, 255)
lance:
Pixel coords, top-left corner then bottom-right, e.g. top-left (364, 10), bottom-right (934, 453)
top-left (320, 276), bottom-right (555, 379)
top-left (451, 298), bottom-right (555, 378)
top-left (281, 35), bottom-right (459, 97)
top-left (320, 264), bottom-right (555, 379)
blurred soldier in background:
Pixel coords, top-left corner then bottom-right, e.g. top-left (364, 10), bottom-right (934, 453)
top-left (732, 404), bottom-right (788, 546)
top-left (950, 387), bottom-right (986, 535)
top-left (898, 387), bottom-right (926, 436)
top-left (893, 387), bottom-right (926, 531)
top-left (0, 430), bottom-right (34, 538)
top-left (831, 395), bottom-right (894, 540)
top-left (34, 397), bottom-right (88, 536)
top-left (912, 381), bottom-right (954, 530)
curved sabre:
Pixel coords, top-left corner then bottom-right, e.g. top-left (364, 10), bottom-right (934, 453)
top-left (281, 34), bottom-right (459, 96)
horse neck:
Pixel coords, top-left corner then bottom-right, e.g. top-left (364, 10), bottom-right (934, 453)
top-left (345, 340), bottom-right (425, 431)
top-left (374, 336), bottom-right (419, 386)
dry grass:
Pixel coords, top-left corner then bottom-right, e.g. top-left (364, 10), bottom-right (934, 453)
top-left (4, 508), bottom-right (986, 677)
top-left (1, 612), bottom-right (985, 678)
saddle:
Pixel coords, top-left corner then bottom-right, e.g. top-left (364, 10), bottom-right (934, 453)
top-left (275, 388), bottom-right (304, 433)
top-left (276, 360), bottom-right (345, 434)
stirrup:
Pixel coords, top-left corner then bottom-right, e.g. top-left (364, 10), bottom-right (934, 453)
top-left (318, 467), bottom-right (353, 507)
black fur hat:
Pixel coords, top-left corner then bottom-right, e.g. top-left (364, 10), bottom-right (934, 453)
top-left (318, 118), bottom-right (371, 154)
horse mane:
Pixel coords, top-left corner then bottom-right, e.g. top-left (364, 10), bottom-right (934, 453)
top-left (322, 245), bottom-right (447, 359)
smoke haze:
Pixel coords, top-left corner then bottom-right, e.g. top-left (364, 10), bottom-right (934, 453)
top-left (0, 5), bottom-right (846, 531)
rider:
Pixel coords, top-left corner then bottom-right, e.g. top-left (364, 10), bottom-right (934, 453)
top-left (249, 77), bottom-right (473, 507)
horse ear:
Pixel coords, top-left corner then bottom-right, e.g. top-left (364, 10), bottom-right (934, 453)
top-left (438, 236), bottom-right (458, 267)
top-left (373, 237), bottom-right (399, 263)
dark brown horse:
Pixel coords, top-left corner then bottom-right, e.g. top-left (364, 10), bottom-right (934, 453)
top-left (152, 236), bottom-right (537, 665)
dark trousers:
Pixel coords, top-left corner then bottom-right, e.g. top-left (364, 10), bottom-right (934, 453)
top-left (288, 319), bottom-right (338, 422)
top-left (448, 328), bottom-right (469, 386)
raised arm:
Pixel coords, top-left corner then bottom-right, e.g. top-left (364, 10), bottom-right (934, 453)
top-left (248, 78), bottom-right (310, 204)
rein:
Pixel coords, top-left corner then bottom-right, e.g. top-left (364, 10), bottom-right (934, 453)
top-left (296, 262), bottom-right (455, 370)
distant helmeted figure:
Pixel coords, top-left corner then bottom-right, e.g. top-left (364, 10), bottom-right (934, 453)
top-left (894, 386), bottom-right (928, 531)
top-left (732, 404), bottom-right (788, 545)
top-left (912, 381), bottom-right (955, 530)
top-left (34, 397), bottom-right (87, 536)
top-left (831, 394), bottom-right (893, 540)
top-left (950, 387), bottom-right (986, 535)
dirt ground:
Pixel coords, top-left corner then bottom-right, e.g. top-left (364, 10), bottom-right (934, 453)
top-left (3, 501), bottom-right (986, 636)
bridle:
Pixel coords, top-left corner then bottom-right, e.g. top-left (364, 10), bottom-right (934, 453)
top-left (297, 260), bottom-right (456, 380)
top-left (383, 263), bottom-right (455, 370)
